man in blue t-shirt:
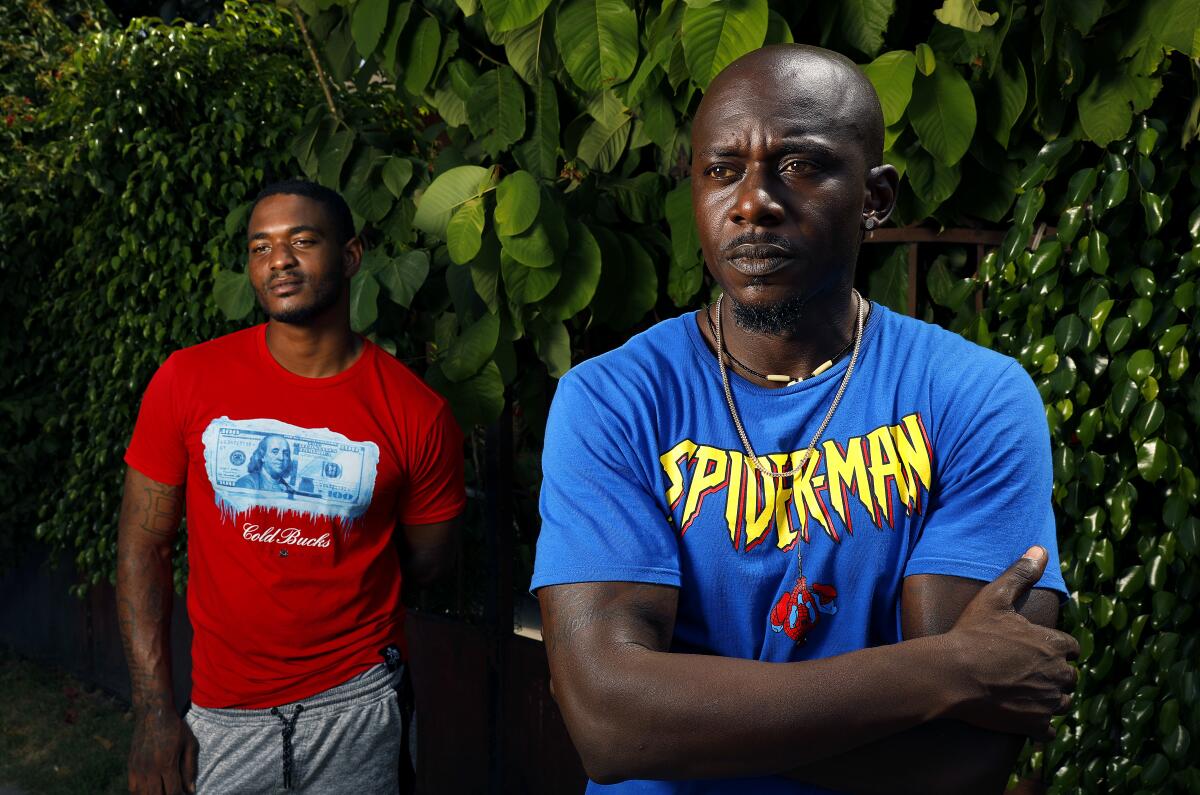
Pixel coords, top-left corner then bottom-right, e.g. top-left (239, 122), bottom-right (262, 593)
top-left (532, 45), bottom-right (1080, 794)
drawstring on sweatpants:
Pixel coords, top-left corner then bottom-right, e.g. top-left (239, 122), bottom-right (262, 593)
top-left (270, 703), bottom-right (305, 789)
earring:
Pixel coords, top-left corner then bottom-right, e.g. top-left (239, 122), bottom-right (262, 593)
top-left (863, 215), bottom-right (878, 231)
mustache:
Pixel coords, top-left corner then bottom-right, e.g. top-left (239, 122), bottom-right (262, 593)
top-left (722, 232), bottom-right (797, 256)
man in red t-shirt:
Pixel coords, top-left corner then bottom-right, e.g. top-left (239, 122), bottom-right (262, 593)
top-left (117, 180), bottom-right (465, 794)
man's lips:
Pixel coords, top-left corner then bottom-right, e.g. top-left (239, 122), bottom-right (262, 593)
top-left (724, 243), bottom-right (796, 276)
top-left (268, 278), bottom-right (304, 296)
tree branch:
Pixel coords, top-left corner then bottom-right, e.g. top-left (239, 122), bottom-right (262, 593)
top-left (291, 6), bottom-right (341, 124)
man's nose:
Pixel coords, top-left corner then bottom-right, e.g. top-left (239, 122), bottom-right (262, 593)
top-left (729, 166), bottom-right (784, 227)
top-left (270, 242), bottom-right (299, 270)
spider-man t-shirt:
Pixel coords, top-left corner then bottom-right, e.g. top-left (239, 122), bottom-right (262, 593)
top-left (126, 325), bottom-right (464, 708)
top-left (532, 304), bottom-right (1066, 794)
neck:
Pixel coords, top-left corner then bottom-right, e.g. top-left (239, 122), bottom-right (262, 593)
top-left (705, 290), bottom-right (862, 388)
top-left (264, 306), bottom-right (362, 379)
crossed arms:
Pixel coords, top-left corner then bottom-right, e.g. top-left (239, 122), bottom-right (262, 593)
top-left (539, 560), bottom-right (1078, 794)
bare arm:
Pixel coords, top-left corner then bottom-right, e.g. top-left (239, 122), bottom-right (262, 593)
top-left (116, 466), bottom-right (196, 795)
top-left (786, 575), bottom-right (1066, 795)
top-left (540, 550), bottom-right (1077, 785)
top-left (398, 514), bottom-right (461, 587)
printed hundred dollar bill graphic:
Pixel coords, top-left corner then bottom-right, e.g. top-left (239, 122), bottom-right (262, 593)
top-left (202, 417), bottom-right (379, 523)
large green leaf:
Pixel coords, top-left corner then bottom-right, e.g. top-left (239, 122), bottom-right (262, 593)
top-left (351, 0), bottom-right (390, 58)
top-left (349, 270), bottom-right (380, 331)
top-left (502, 250), bottom-right (561, 303)
top-left (402, 16), bottom-right (442, 96)
top-left (381, 157), bottom-right (414, 198)
top-left (441, 313), bottom-right (501, 381)
top-left (681, 0), bottom-right (769, 89)
top-left (592, 228), bottom-right (658, 328)
top-left (505, 14), bottom-right (555, 84)
top-left (905, 147), bottom-right (961, 206)
top-left (555, 0), bottom-right (639, 93)
top-left (467, 66), bottom-right (527, 158)
top-left (495, 171), bottom-right (541, 236)
top-left (1077, 72), bottom-right (1164, 146)
top-left (317, 129), bottom-right (354, 189)
top-left (577, 112), bottom-right (632, 171)
top-left (213, 269), bottom-right (255, 320)
top-left (379, 2), bottom-right (413, 76)
top-left (908, 59), bottom-right (976, 165)
top-left (611, 172), bottom-right (667, 223)
top-left (531, 317), bottom-right (571, 377)
top-left (376, 250), bottom-right (430, 307)
top-left (932, 0), bottom-right (998, 32)
top-left (482, 0), bottom-right (552, 32)
top-left (427, 361), bottom-right (505, 428)
top-left (515, 77), bottom-right (560, 180)
top-left (413, 165), bottom-right (492, 237)
top-left (539, 219), bottom-right (601, 320)
top-left (867, 244), bottom-right (909, 313)
top-left (446, 197), bottom-right (486, 265)
top-left (987, 54), bottom-right (1027, 148)
top-left (666, 179), bottom-right (703, 306)
top-left (861, 50), bottom-right (916, 127)
top-left (837, 0), bottom-right (895, 58)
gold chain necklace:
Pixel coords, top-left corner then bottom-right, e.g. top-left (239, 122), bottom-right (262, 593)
top-left (714, 289), bottom-right (866, 480)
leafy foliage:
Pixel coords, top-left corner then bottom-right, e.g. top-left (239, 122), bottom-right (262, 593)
top-left (0, 1), bottom-right (318, 589)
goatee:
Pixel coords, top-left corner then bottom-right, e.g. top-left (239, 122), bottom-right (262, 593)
top-left (729, 293), bottom-right (811, 336)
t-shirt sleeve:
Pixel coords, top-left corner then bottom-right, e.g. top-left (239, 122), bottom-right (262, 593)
top-left (905, 361), bottom-right (1067, 596)
top-left (531, 373), bottom-right (680, 592)
top-left (124, 354), bottom-right (189, 486)
top-left (398, 401), bottom-right (466, 525)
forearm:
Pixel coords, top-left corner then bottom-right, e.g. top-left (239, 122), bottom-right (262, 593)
top-left (786, 720), bottom-right (1023, 795)
top-left (115, 468), bottom-right (183, 717)
top-left (555, 636), bottom-right (961, 782)
top-left (398, 517), bottom-right (459, 587)
top-left (117, 536), bottom-right (177, 715)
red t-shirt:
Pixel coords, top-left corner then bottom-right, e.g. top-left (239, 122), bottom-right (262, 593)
top-left (125, 325), bottom-right (465, 708)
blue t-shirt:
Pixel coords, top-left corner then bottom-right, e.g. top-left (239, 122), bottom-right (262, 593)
top-left (531, 304), bottom-right (1067, 795)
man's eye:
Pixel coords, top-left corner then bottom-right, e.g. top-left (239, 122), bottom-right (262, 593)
top-left (782, 160), bottom-right (817, 174)
top-left (706, 165), bottom-right (736, 179)
top-left (293, 239), bottom-right (313, 247)
top-left (251, 245), bottom-right (269, 255)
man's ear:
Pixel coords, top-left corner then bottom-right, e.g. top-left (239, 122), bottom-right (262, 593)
top-left (864, 164), bottom-right (900, 225)
top-left (343, 237), bottom-right (364, 279)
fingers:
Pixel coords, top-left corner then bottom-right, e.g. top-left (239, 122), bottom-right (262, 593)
top-left (182, 727), bottom-right (199, 794)
top-left (983, 546), bottom-right (1048, 608)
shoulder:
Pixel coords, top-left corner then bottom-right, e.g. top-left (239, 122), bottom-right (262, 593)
top-left (165, 325), bottom-right (262, 371)
top-left (366, 340), bottom-right (452, 418)
top-left (559, 314), bottom-right (694, 409)
top-left (873, 306), bottom-right (1029, 401)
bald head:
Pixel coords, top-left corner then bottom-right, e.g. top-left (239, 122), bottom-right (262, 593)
top-left (694, 45), bottom-right (885, 167)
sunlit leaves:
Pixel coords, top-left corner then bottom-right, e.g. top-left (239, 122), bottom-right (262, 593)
top-left (467, 66), bottom-right (526, 157)
top-left (838, 0), bottom-right (895, 58)
top-left (413, 165), bottom-right (493, 237)
top-left (403, 16), bottom-right (441, 96)
top-left (862, 51), bottom-right (916, 126)
top-left (681, 0), bottom-right (768, 89)
top-left (908, 58), bottom-right (976, 165)
top-left (481, 0), bottom-right (552, 33)
top-left (932, 0), bottom-right (998, 32)
top-left (446, 197), bottom-right (486, 264)
top-left (495, 171), bottom-right (540, 236)
top-left (350, 0), bottom-right (389, 58)
top-left (555, 0), bottom-right (638, 93)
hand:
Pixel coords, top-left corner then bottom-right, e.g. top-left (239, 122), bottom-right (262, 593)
top-left (128, 706), bottom-right (198, 794)
top-left (943, 547), bottom-right (1080, 740)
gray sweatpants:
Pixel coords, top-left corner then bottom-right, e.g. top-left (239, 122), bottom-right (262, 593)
top-left (185, 664), bottom-right (403, 794)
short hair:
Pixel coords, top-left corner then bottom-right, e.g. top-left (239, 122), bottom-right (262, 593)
top-left (252, 179), bottom-right (356, 243)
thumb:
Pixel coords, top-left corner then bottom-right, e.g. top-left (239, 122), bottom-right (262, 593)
top-left (985, 546), bottom-right (1047, 608)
